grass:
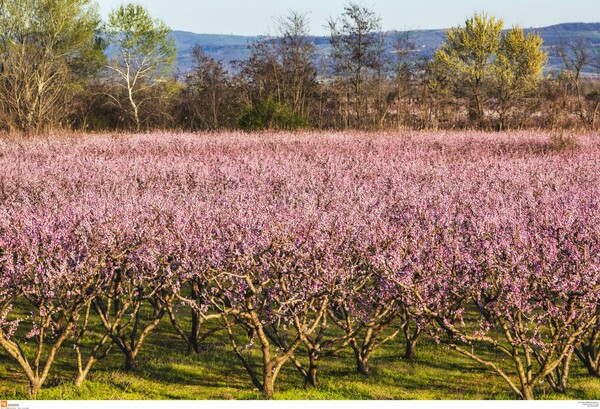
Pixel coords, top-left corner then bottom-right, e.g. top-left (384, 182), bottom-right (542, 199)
top-left (1, 314), bottom-right (599, 400)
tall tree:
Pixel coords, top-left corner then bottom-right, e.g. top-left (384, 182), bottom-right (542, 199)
top-left (390, 31), bottom-right (417, 129)
top-left (104, 3), bottom-right (176, 131)
top-left (236, 38), bottom-right (283, 106)
top-left (183, 46), bottom-right (230, 130)
top-left (275, 11), bottom-right (318, 116)
top-left (554, 37), bottom-right (599, 129)
top-left (328, 2), bottom-right (382, 129)
top-left (493, 27), bottom-right (547, 130)
top-left (433, 13), bottom-right (503, 127)
top-left (0, 0), bottom-right (103, 134)
top-left (237, 11), bottom-right (317, 116)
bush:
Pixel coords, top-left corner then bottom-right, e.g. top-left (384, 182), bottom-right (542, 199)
top-left (236, 98), bottom-right (308, 131)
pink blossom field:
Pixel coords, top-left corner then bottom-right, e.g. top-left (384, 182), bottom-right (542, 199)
top-left (0, 131), bottom-right (599, 400)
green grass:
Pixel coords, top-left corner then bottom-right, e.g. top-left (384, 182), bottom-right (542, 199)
top-left (1, 315), bottom-right (599, 400)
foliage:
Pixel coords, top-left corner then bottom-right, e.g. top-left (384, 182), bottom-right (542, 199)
top-left (104, 2), bottom-right (176, 131)
top-left (0, 0), bottom-right (103, 134)
top-left (434, 13), bottom-right (548, 128)
top-left (434, 13), bottom-right (503, 125)
top-left (236, 98), bottom-right (308, 131)
top-left (494, 27), bottom-right (547, 130)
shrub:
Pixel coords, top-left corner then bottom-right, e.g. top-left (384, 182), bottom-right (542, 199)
top-left (236, 98), bottom-right (308, 131)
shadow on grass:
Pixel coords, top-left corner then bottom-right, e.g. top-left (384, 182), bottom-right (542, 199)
top-left (2, 317), bottom-right (599, 400)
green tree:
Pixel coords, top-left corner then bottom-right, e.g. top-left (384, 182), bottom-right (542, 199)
top-left (494, 28), bottom-right (547, 130)
top-left (105, 3), bottom-right (176, 131)
top-left (434, 13), bottom-right (547, 129)
top-left (0, 0), bottom-right (103, 134)
top-left (433, 13), bottom-right (503, 127)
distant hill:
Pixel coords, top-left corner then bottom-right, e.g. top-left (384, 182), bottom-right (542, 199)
top-left (170, 22), bottom-right (600, 74)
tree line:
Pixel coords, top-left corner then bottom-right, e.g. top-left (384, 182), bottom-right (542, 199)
top-left (0, 0), bottom-right (598, 135)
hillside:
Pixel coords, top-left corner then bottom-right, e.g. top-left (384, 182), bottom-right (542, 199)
top-left (170, 22), bottom-right (600, 74)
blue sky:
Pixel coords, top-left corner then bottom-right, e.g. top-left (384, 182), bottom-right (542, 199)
top-left (96, 0), bottom-right (600, 36)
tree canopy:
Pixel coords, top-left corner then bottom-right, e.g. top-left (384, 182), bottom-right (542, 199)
top-left (433, 13), bottom-right (547, 128)
top-left (0, 0), bottom-right (103, 134)
top-left (104, 2), bottom-right (176, 131)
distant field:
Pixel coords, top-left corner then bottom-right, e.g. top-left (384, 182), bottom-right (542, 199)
top-left (0, 131), bottom-right (599, 400)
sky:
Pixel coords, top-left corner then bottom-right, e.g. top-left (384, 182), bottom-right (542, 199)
top-left (96, 0), bottom-right (600, 36)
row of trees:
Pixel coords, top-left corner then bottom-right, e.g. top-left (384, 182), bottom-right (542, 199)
top-left (1, 133), bottom-right (599, 399)
top-left (0, 0), bottom-right (598, 134)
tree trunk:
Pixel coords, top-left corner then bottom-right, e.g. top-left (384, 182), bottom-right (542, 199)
top-left (306, 350), bottom-right (319, 387)
top-left (591, 101), bottom-right (599, 130)
top-left (498, 109), bottom-right (506, 131)
top-left (547, 350), bottom-right (573, 394)
top-left (262, 369), bottom-right (275, 398)
top-left (575, 345), bottom-right (600, 378)
top-left (133, 107), bottom-right (141, 132)
top-left (28, 379), bottom-right (42, 396)
top-left (405, 338), bottom-right (418, 360)
top-left (403, 322), bottom-right (421, 360)
top-left (356, 355), bottom-right (370, 376)
top-left (189, 308), bottom-right (201, 354)
top-left (124, 351), bottom-right (137, 371)
top-left (521, 385), bottom-right (535, 400)
top-left (75, 360), bottom-right (94, 387)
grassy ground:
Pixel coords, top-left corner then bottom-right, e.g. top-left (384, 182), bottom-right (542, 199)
top-left (1, 316), bottom-right (599, 400)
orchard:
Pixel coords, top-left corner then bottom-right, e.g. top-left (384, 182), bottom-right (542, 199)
top-left (0, 131), bottom-right (598, 399)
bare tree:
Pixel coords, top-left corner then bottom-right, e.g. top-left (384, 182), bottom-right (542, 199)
top-left (388, 31), bottom-right (417, 129)
top-left (236, 38), bottom-right (284, 106)
top-left (182, 46), bottom-right (230, 130)
top-left (328, 2), bottom-right (383, 129)
top-left (236, 11), bottom-right (317, 119)
top-left (554, 36), bottom-right (599, 129)
top-left (275, 11), bottom-right (318, 117)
